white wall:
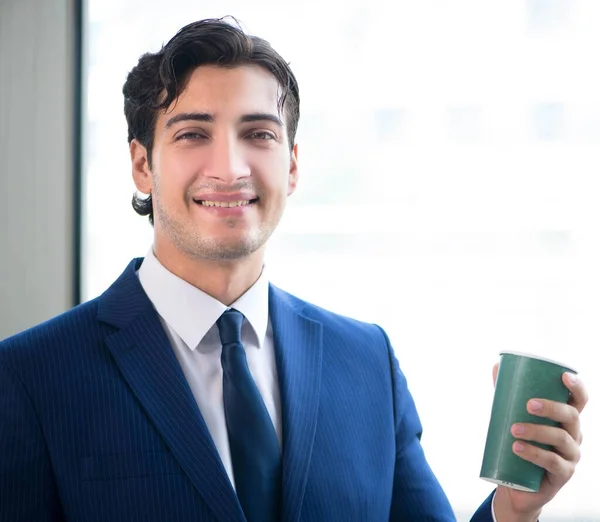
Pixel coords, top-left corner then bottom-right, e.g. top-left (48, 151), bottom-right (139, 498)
top-left (0, 0), bottom-right (75, 339)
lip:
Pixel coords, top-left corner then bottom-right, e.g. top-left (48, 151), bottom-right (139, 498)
top-left (192, 192), bottom-right (258, 203)
top-left (192, 198), bottom-right (257, 217)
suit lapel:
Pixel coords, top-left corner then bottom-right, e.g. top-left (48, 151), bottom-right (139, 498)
top-left (269, 286), bottom-right (323, 522)
top-left (98, 259), bottom-right (245, 522)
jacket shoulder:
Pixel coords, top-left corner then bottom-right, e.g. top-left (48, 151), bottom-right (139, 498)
top-left (0, 298), bottom-right (102, 362)
top-left (271, 285), bottom-right (389, 347)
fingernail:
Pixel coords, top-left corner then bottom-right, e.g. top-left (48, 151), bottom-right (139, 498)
top-left (529, 400), bottom-right (543, 412)
top-left (567, 372), bottom-right (578, 385)
top-left (512, 424), bottom-right (525, 436)
top-left (514, 442), bottom-right (525, 453)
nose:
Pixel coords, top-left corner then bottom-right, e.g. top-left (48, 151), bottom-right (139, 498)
top-left (203, 134), bottom-right (251, 183)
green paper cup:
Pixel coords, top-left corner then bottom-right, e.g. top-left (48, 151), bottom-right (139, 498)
top-left (480, 351), bottom-right (576, 492)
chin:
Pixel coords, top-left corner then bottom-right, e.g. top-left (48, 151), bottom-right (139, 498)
top-left (186, 236), bottom-right (264, 262)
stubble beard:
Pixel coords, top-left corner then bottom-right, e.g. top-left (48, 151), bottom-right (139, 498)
top-left (155, 194), bottom-right (273, 262)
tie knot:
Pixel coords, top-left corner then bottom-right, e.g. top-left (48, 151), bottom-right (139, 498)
top-left (217, 308), bottom-right (244, 346)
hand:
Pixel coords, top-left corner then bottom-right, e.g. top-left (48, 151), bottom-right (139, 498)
top-left (491, 363), bottom-right (588, 522)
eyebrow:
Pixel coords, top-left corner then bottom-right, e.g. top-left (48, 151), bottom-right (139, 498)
top-left (240, 113), bottom-right (283, 127)
top-left (164, 112), bottom-right (284, 129)
top-left (165, 112), bottom-right (213, 129)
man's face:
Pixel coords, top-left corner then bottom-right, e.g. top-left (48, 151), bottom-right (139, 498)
top-left (131, 65), bottom-right (298, 262)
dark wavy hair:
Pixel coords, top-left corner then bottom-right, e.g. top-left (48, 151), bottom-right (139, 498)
top-left (122, 17), bottom-right (300, 224)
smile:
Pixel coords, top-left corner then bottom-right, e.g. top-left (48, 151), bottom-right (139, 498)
top-left (194, 198), bottom-right (259, 208)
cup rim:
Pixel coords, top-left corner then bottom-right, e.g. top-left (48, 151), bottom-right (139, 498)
top-left (499, 350), bottom-right (577, 373)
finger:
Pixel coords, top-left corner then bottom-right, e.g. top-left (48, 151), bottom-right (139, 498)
top-left (562, 373), bottom-right (589, 414)
top-left (527, 398), bottom-right (579, 426)
top-left (527, 398), bottom-right (582, 443)
top-left (511, 423), bottom-right (580, 462)
top-left (492, 362), bottom-right (499, 387)
top-left (513, 441), bottom-right (576, 481)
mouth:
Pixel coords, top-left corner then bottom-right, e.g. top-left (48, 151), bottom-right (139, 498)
top-left (192, 198), bottom-right (259, 208)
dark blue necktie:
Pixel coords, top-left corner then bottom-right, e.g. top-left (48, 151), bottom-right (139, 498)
top-left (217, 309), bottom-right (281, 522)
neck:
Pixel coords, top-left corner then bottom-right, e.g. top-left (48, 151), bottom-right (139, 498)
top-left (153, 241), bottom-right (265, 306)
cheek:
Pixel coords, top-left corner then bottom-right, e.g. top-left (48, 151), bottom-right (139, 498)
top-left (156, 151), bottom-right (200, 194)
top-left (252, 154), bottom-right (293, 195)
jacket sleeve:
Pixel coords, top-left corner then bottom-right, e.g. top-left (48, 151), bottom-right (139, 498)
top-left (376, 325), bottom-right (457, 521)
top-left (378, 325), bottom-right (496, 522)
top-left (471, 491), bottom-right (496, 522)
top-left (0, 353), bottom-right (63, 522)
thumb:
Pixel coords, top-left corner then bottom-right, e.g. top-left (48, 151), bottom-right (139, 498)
top-left (492, 362), bottom-right (499, 387)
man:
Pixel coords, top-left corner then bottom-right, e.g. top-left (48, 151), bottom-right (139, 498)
top-left (0, 18), bottom-right (587, 522)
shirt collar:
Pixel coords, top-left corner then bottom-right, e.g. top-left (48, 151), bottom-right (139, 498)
top-left (138, 247), bottom-right (269, 351)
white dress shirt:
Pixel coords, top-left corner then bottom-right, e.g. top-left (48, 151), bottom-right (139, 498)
top-left (137, 248), bottom-right (282, 489)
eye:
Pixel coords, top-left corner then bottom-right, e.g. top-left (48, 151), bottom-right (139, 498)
top-left (176, 131), bottom-right (207, 141)
top-left (246, 131), bottom-right (276, 141)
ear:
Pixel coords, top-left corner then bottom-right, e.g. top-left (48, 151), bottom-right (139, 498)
top-left (130, 139), bottom-right (153, 194)
top-left (287, 143), bottom-right (299, 196)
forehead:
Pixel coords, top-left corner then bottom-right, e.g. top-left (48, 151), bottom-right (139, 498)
top-left (163, 64), bottom-right (282, 117)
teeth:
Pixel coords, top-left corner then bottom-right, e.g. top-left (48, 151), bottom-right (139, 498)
top-left (200, 200), bottom-right (251, 208)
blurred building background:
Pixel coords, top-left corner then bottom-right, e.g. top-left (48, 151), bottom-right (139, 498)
top-left (1, 0), bottom-right (599, 519)
top-left (0, 0), bottom-right (76, 338)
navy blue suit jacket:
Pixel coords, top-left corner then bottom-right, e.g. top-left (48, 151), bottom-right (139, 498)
top-left (0, 258), bottom-right (495, 521)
